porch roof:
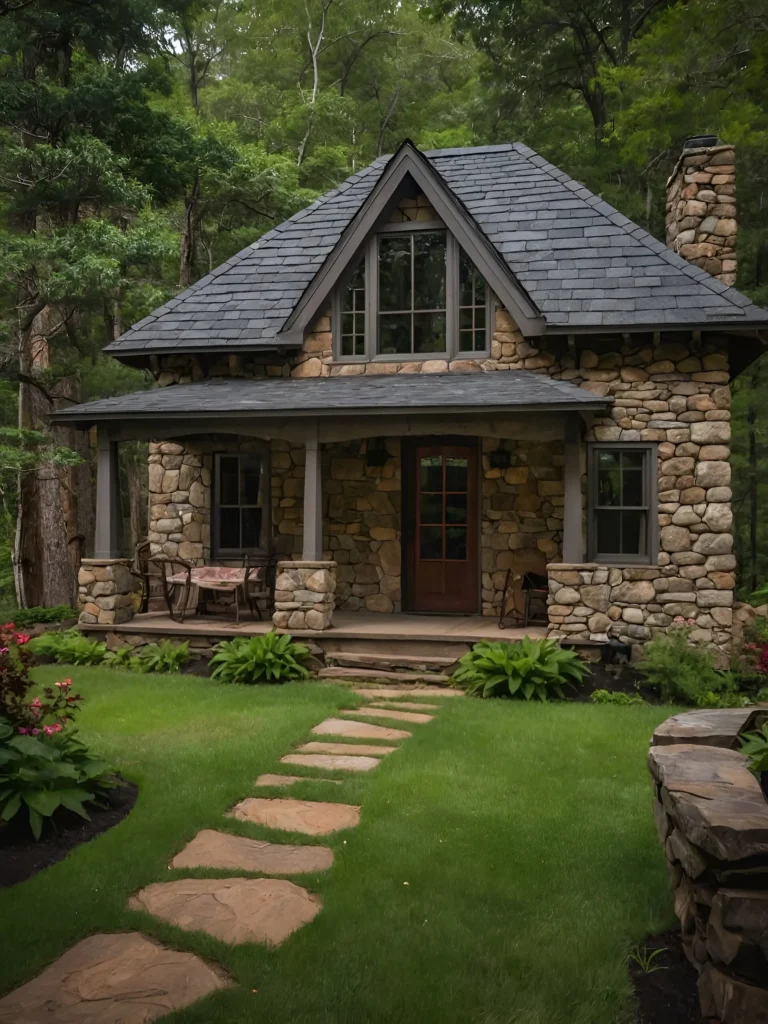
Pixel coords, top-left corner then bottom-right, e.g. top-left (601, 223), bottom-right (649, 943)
top-left (51, 370), bottom-right (611, 428)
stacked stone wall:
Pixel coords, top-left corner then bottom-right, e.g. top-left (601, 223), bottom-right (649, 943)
top-left (273, 561), bottom-right (336, 630)
top-left (78, 558), bottom-right (141, 625)
top-left (147, 442), bottom-right (209, 562)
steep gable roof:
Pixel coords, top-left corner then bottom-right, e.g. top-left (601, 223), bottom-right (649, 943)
top-left (105, 143), bottom-right (768, 360)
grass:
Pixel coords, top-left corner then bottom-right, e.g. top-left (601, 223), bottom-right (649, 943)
top-left (0, 668), bottom-right (676, 1024)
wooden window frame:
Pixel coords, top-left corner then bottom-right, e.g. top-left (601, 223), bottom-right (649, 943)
top-left (212, 448), bottom-right (272, 558)
top-left (587, 442), bottom-right (658, 565)
top-left (332, 224), bottom-right (492, 363)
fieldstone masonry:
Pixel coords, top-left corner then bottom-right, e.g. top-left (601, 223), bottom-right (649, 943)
top-left (147, 441), bottom-right (210, 562)
top-left (78, 558), bottom-right (141, 625)
top-left (273, 560), bottom-right (337, 630)
top-left (666, 142), bottom-right (737, 287)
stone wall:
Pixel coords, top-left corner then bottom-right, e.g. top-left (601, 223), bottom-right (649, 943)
top-left (649, 709), bottom-right (768, 1023)
top-left (547, 562), bottom-right (733, 648)
top-left (148, 442), bottom-right (209, 562)
top-left (78, 558), bottom-right (141, 625)
top-left (272, 561), bottom-right (336, 630)
top-left (666, 143), bottom-right (737, 287)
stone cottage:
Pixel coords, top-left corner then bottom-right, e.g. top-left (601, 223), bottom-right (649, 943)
top-left (54, 138), bottom-right (767, 654)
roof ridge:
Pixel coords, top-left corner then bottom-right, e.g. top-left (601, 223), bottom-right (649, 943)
top-left (510, 143), bottom-right (752, 315)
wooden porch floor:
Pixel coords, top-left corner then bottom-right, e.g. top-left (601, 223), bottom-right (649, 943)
top-left (88, 610), bottom-right (546, 644)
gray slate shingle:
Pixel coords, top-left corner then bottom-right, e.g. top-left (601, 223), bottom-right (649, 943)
top-left (52, 370), bottom-right (610, 424)
top-left (105, 143), bottom-right (768, 356)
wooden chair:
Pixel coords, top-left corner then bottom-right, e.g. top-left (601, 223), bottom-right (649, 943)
top-left (498, 568), bottom-right (549, 629)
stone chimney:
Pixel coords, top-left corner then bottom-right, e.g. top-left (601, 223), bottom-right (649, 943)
top-left (665, 136), bottom-right (737, 286)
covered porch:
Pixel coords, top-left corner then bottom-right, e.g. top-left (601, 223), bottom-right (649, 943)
top-left (52, 371), bottom-right (608, 637)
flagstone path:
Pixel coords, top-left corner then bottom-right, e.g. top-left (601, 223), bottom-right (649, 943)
top-left (0, 682), bottom-right (457, 1021)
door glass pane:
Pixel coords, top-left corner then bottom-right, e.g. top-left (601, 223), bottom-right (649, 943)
top-left (219, 507), bottom-right (239, 549)
top-left (413, 231), bottom-right (446, 309)
top-left (446, 493), bottom-right (467, 523)
top-left (445, 527), bottom-right (467, 560)
top-left (241, 507), bottom-right (262, 549)
top-left (241, 455), bottom-right (262, 505)
top-left (379, 235), bottom-right (411, 311)
top-left (420, 456), bottom-right (443, 492)
top-left (420, 493), bottom-right (443, 524)
top-left (219, 456), bottom-right (239, 505)
top-left (445, 457), bottom-right (468, 492)
top-left (596, 509), bottom-right (621, 554)
top-left (413, 311), bottom-right (446, 353)
top-left (420, 526), bottom-right (443, 560)
top-left (597, 451), bottom-right (621, 506)
top-left (379, 312), bottom-right (411, 354)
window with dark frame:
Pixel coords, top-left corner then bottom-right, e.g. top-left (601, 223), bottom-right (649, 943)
top-left (214, 452), bottom-right (266, 554)
top-left (588, 444), bottom-right (656, 564)
top-left (340, 259), bottom-right (365, 357)
top-left (378, 230), bottom-right (447, 355)
top-left (458, 247), bottom-right (487, 353)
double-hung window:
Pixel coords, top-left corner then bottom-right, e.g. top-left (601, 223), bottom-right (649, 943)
top-left (588, 444), bottom-right (657, 564)
top-left (213, 451), bottom-right (269, 555)
top-left (333, 226), bottom-right (491, 360)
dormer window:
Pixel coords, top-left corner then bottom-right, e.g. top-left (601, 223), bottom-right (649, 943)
top-left (333, 224), bottom-right (491, 361)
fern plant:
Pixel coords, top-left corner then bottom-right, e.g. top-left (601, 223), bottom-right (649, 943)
top-left (453, 637), bottom-right (587, 701)
top-left (103, 646), bottom-right (141, 671)
top-left (135, 640), bottom-right (190, 674)
top-left (28, 629), bottom-right (106, 666)
top-left (210, 632), bottom-right (310, 685)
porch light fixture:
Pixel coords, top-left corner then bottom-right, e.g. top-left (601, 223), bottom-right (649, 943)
top-left (365, 437), bottom-right (390, 468)
top-left (489, 441), bottom-right (511, 470)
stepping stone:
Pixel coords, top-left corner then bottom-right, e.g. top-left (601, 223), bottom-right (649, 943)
top-left (353, 687), bottom-right (463, 699)
top-left (281, 753), bottom-right (380, 772)
top-left (371, 701), bottom-right (440, 712)
top-left (228, 797), bottom-right (361, 835)
top-left (171, 829), bottom-right (334, 874)
top-left (298, 741), bottom-right (396, 756)
top-left (0, 931), bottom-right (231, 1024)
top-left (313, 717), bottom-right (411, 741)
top-left (129, 877), bottom-right (321, 946)
top-left (343, 707), bottom-right (433, 724)
top-left (255, 773), bottom-right (341, 786)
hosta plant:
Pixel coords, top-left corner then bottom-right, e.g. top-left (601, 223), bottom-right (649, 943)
top-left (210, 632), bottom-right (310, 685)
top-left (453, 637), bottom-right (587, 701)
top-left (28, 628), bottom-right (107, 666)
top-left (135, 640), bottom-right (190, 674)
top-left (740, 722), bottom-right (768, 775)
top-left (103, 646), bottom-right (141, 671)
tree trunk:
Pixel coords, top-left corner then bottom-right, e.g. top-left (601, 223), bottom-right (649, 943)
top-left (748, 364), bottom-right (759, 593)
top-left (179, 172), bottom-right (201, 289)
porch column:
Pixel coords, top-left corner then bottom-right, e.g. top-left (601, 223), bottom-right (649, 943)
top-left (562, 414), bottom-right (583, 563)
top-left (302, 421), bottom-right (323, 561)
top-left (94, 428), bottom-right (123, 559)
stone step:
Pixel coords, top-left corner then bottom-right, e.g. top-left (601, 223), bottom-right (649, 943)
top-left (342, 707), bottom-right (433, 725)
top-left (228, 796), bottom-right (362, 835)
top-left (171, 829), bottom-right (334, 874)
top-left (312, 717), bottom-right (411, 741)
top-left (370, 700), bottom-right (441, 712)
top-left (321, 636), bottom-right (471, 660)
top-left (318, 666), bottom-right (451, 684)
top-left (327, 650), bottom-right (458, 672)
top-left (281, 752), bottom-right (381, 772)
top-left (352, 686), bottom-right (464, 698)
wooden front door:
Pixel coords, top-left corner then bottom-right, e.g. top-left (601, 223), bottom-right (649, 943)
top-left (404, 440), bottom-right (479, 613)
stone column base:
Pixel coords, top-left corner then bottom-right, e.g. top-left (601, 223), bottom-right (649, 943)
top-left (273, 560), bottom-right (337, 631)
top-left (78, 558), bottom-right (141, 626)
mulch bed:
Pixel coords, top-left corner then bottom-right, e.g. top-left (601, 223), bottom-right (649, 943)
top-left (0, 780), bottom-right (138, 888)
top-left (631, 929), bottom-right (703, 1024)
top-left (572, 660), bottom-right (659, 703)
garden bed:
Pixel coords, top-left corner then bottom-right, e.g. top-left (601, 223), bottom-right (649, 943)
top-left (0, 779), bottom-right (137, 888)
top-left (631, 930), bottom-right (702, 1024)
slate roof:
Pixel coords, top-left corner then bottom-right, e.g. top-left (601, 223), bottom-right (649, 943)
top-left (51, 370), bottom-right (611, 425)
top-left (105, 143), bottom-right (768, 358)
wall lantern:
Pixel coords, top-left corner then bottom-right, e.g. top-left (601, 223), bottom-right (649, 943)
top-left (365, 437), bottom-right (390, 468)
top-left (489, 441), bottom-right (511, 470)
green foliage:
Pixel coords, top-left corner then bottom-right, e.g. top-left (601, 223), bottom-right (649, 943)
top-left (135, 640), bottom-right (190, 674)
top-left (210, 632), bottom-right (310, 685)
top-left (28, 629), bottom-right (107, 666)
top-left (638, 626), bottom-right (739, 707)
top-left (590, 689), bottom-right (645, 706)
top-left (0, 605), bottom-right (77, 628)
top-left (453, 638), bottom-right (588, 701)
top-left (103, 646), bottom-right (141, 671)
top-left (626, 945), bottom-right (667, 974)
top-left (739, 722), bottom-right (768, 775)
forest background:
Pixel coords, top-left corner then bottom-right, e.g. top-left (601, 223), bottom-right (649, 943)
top-left (1, 0), bottom-right (767, 610)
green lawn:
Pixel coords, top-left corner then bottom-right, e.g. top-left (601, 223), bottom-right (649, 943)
top-left (0, 668), bottom-right (676, 1024)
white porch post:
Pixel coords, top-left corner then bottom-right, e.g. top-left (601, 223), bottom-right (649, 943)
top-left (94, 428), bottom-right (123, 559)
top-left (562, 413), bottom-right (583, 563)
top-left (302, 421), bottom-right (323, 561)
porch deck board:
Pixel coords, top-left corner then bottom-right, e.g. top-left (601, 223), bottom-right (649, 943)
top-left (84, 610), bottom-right (546, 644)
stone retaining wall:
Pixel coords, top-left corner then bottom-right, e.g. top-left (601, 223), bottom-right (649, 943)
top-left (78, 558), bottom-right (141, 625)
top-left (649, 709), bottom-right (768, 1023)
top-left (272, 560), bottom-right (337, 630)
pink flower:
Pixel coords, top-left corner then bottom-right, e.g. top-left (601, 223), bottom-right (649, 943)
top-left (30, 728), bottom-right (39, 736)
top-left (673, 616), bottom-right (685, 624)
top-left (30, 697), bottom-right (41, 708)
top-left (14, 633), bottom-right (29, 645)
top-left (55, 679), bottom-right (72, 689)
top-left (52, 723), bottom-right (62, 733)
top-left (17, 727), bottom-right (28, 735)
top-left (0, 647), bottom-right (7, 656)
top-left (43, 725), bottom-right (54, 736)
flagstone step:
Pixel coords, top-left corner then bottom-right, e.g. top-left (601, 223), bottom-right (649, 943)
top-left (353, 686), bottom-right (464, 698)
top-left (297, 741), bottom-right (396, 756)
top-left (171, 829), bottom-right (334, 874)
top-left (312, 717), bottom-right (411, 741)
top-left (0, 932), bottom-right (231, 1024)
top-left (370, 700), bottom-right (441, 712)
top-left (228, 796), bottom-right (361, 835)
top-left (281, 753), bottom-right (380, 772)
top-left (319, 666), bottom-right (450, 683)
top-left (129, 877), bottom-right (321, 946)
top-left (327, 651), bottom-right (458, 672)
top-left (255, 772), bottom-right (341, 787)
top-left (343, 707), bottom-right (434, 725)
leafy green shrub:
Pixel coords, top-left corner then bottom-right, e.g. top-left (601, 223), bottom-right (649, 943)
top-left (452, 637), bottom-right (588, 701)
top-left (590, 689), bottom-right (645, 706)
top-left (638, 625), bottom-right (738, 706)
top-left (27, 628), bottom-right (107, 666)
top-left (210, 632), bottom-right (310, 684)
top-left (0, 605), bottom-right (77, 628)
top-left (739, 722), bottom-right (768, 774)
top-left (135, 640), bottom-right (190, 674)
top-left (103, 646), bottom-right (141, 671)
top-left (758, 686), bottom-right (768, 704)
